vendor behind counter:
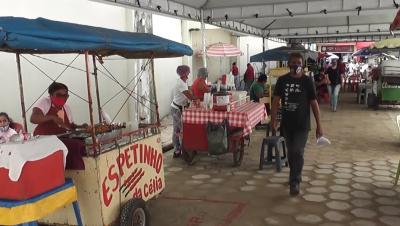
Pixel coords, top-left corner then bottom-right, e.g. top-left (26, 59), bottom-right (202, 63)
top-left (192, 67), bottom-right (211, 101)
top-left (30, 82), bottom-right (87, 170)
top-left (250, 74), bottom-right (268, 102)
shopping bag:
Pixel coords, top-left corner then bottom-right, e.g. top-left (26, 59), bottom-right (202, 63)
top-left (207, 119), bottom-right (229, 155)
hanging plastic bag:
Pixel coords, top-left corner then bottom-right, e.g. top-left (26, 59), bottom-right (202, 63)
top-left (101, 109), bottom-right (112, 124)
top-left (316, 136), bottom-right (331, 147)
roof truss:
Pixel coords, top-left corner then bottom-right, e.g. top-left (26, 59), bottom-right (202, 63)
top-left (94, 0), bottom-right (400, 43)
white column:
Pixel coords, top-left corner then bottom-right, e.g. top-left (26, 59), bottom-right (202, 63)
top-left (181, 20), bottom-right (193, 83)
top-left (200, 9), bottom-right (207, 68)
top-left (125, 8), bottom-right (139, 129)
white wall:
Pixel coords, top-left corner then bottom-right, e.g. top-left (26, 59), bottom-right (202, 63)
top-left (0, 0), bottom-right (133, 131)
top-left (238, 36), bottom-right (264, 77)
top-left (152, 15), bottom-right (184, 118)
top-left (191, 29), bottom-right (235, 82)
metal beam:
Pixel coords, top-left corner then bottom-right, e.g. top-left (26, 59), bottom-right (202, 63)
top-left (202, 0), bottom-right (336, 9)
top-left (93, 0), bottom-right (264, 37)
top-left (287, 35), bottom-right (395, 44)
top-left (273, 31), bottom-right (393, 39)
top-left (93, 0), bottom-right (394, 40)
top-left (267, 21), bottom-right (391, 38)
top-left (209, 7), bottom-right (396, 22)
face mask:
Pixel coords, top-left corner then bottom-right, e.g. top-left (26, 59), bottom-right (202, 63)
top-left (0, 123), bottom-right (9, 133)
top-left (290, 65), bottom-right (302, 74)
top-left (51, 96), bottom-right (67, 107)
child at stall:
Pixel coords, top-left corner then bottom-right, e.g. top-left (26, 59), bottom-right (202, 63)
top-left (0, 112), bottom-right (17, 142)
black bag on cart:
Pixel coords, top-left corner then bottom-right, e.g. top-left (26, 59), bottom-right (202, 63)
top-left (207, 119), bottom-right (229, 155)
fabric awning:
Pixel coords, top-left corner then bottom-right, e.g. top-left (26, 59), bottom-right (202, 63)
top-left (0, 17), bottom-right (193, 58)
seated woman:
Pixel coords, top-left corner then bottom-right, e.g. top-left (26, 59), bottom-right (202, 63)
top-left (192, 67), bottom-right (211, 100)
top-left (314, 69), bottom-right (330, 104)
top-left (30, 82), bottom-right (87, 169)
top-left (0, 112), bottom-right (17, 142)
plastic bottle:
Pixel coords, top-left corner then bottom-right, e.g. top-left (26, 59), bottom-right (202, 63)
top-left (101, 109), bottom-right (112, 124)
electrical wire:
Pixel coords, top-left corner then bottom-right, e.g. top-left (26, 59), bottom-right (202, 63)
top-left (21, 54), bottom-right (88, 113)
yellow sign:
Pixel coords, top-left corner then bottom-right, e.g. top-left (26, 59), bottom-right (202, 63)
top-left (100, 135), bottom-right (164, 207)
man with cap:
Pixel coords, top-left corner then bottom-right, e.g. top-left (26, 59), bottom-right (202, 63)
top-left (171, 65), bottom-right (196, 158)
top-left (192, 67), bottom-right (211, 101)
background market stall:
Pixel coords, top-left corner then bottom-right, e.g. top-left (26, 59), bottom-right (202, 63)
top-left (368, 38), bottom-right (400, 108)
top-left (198, 42), bottom-right (243, 82)
top-left (0, 16), bottom-right (192, 226)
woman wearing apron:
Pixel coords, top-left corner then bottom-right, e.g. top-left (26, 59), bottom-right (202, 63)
top-left (30, 82), bottom-right (87, 169)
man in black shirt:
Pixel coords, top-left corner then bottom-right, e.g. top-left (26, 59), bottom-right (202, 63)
top-left (271, 53), bottom-right (323, 196)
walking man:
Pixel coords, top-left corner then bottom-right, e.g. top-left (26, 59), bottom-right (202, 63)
top-left (271, 53), bottom-right (324, 196)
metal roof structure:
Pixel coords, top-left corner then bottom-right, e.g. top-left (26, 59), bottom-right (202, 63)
top-left (95, 0), bottom-right (400, 43)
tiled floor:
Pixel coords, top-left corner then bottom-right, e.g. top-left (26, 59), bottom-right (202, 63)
top-left (150, 93), bottom-right (400, 226)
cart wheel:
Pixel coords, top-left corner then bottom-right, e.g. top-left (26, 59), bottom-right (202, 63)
top-left (182, 150), bottom-right (196, 165)
top-left (120, 198), bottom-right (149, 226)
top-left (233, 139), bottom-right (244, 167)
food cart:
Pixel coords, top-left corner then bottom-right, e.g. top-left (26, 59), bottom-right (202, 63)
top-left (181, 97), bottom-right (266, 166)
top-left (0, 16), bottom-right (193, 226)
top-left (377, 60), bottom-right (400, 105)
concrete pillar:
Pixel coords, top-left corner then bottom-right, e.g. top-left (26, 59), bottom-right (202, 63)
top-left (181, 20), bottom-right (193, 82)
top-left (200, 9), bottom-right (207, 68)
top-left (125, 8), bottom-right (138, 129)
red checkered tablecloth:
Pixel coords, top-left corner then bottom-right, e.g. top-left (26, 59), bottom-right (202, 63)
top-left (183, 102), bottom-right (266, 136)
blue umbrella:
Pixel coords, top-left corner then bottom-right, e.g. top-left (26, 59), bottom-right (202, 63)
top-left (250, 46), bottom-right (317, 62)
top-left (352, 47), bottom-right (373, 57)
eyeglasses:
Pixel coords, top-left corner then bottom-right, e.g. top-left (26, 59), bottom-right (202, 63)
top-left (54, 93), bottom-right (69, 98)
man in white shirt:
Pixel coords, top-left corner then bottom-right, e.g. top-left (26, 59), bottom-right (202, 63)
top-left (171, 65), bottom-right (196, 158)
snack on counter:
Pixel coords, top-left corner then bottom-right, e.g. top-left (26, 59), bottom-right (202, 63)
top-left (85, 122), bottom-right (126, 134)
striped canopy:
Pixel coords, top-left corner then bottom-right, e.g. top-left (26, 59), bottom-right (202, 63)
top-left (205, 42), bottom-right (243, 57)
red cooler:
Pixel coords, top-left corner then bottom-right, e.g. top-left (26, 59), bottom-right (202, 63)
top-left (0, 150), bottom-right (65, 200)
top-left (213, 92), bottom-right (233, 111)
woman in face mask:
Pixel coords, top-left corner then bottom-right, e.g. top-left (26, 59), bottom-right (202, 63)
top-left (0, 112), bottom-right (17, 142)
top-left (31, 82), bottom-right (80, 135)
top-left (30, 82), bottom-right (87, 170)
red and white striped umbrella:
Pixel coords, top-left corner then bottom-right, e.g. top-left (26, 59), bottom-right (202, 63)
top-left (205, 42), bottom-right (243, 57)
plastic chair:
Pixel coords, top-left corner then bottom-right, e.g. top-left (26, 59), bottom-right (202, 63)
top-left (394, 115), bottom-right (400, 185)
top-left (259, 130), bottom-right (288, 172)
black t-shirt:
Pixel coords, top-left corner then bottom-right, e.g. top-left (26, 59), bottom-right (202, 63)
top-left (274, 73), bottom-right (316, 131)
top-left (326, 67), bottom-right (341, 86)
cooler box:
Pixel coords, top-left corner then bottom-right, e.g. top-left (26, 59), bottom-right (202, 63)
top-left (213, 92), bottom-right (233, 111)
top-left (0, 150), bottom-right (65, 200)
